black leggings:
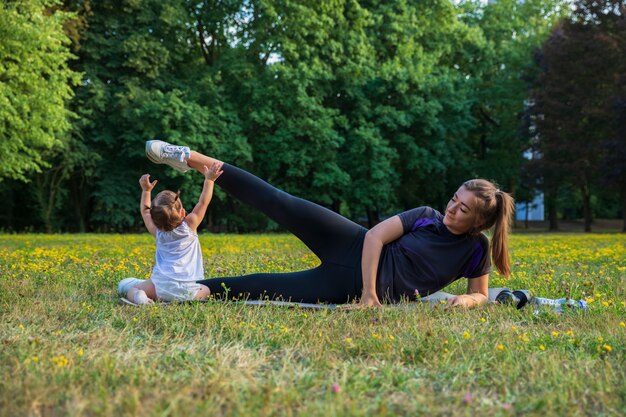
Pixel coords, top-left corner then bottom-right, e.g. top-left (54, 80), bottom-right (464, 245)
top-left (196, 164), bottom-right (367, 303)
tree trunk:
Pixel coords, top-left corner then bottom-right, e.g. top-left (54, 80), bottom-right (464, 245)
top-left (525, 201), bottom-right (529, 229)
top-left (546, 189), bottom-right (559, 231)
top-left (366, 209), bottom-right (380, 229)
top-left (581, 184), bottom-right (592, 232)
top-left (622, 189), bottom-right (626, 233)
top-left (70, 176), bottom-right (87, 233)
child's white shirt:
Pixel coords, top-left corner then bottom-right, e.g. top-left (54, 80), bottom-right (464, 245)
top-left (150, 221), bottom-right (203, 301)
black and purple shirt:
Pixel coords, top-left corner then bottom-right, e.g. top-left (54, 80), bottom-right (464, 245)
top-left (376, 206), bottom-right (491, 303)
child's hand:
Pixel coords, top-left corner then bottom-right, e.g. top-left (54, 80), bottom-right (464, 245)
top-left (203, 162), bottom-right (224, 182)
top-left (139, 174), bottom-right (158, 191)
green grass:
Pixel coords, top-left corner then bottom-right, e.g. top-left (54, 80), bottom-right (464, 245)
top-left (0, 233), bottom-right (624, 416)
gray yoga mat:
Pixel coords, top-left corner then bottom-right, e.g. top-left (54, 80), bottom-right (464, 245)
top-left (120, 288), bottom-right (508, 308)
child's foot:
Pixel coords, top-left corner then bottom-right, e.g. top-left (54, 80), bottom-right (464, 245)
top-left (132, 290), bottom-right (154, 305)
top-left (145, 140), bottom-right (191, 173)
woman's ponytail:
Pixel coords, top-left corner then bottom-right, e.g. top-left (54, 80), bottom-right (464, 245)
top-left (490, 190), bottom-right (515, 277)
top-left (463, 180), bottom-right (516, 277)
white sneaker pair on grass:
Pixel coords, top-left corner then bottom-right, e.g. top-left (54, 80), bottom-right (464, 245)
top-left (145, 140), bottom-right (191, 173)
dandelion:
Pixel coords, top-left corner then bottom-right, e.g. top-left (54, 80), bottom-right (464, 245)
top-left (52, 355), bottom-right (69, 368)
top-left (551, 331), bottom-right (559, 337)
top-left (619, 322), bottom-right (625, 327)
top-left (481, 317), bottom-right (486, 323)
top-left (602, 344), bottom-right (612, 353)
top-left (565, 330), bottom-right (574, 337)
top-left (77, 348), bottom-right (84, 357)
top-left (539, 345), bottom-right (545, 351)
top-left (496, 344), bottom-right (505, 351)
top-left (463, 331), bottom-right (471, 340)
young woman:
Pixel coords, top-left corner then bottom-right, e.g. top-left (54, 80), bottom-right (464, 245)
top-left (145, 140), bottom-right (515, 308)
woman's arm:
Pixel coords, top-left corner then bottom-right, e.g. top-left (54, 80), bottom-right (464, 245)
top-left (359, 215), bottom-right (405, 307)
top-left (444, 274), bottom-right (489, 309)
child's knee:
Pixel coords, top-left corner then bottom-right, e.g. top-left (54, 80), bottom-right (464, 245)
top-left (118, 278), bottom-right (145, 296)
top-left (194, 285), bottom-right (211, 300)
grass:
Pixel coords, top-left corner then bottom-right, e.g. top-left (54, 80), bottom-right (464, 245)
top-left (0, 233), bottom-right (624, 416)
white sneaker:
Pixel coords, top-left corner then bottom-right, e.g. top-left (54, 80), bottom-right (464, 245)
top-left (145, 140), bottom-right (191, 173)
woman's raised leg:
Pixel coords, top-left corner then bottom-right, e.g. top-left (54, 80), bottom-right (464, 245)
top-left (147, 142), bottom-right (366, 263)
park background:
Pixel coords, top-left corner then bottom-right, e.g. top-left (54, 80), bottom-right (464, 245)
top-left (1, 0), bottom-right (625, 233)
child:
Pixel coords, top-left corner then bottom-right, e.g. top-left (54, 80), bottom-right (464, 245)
top-left (118, 162), bottom-right (223, 305)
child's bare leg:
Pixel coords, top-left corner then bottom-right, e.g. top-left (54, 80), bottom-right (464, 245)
top-left (193, 284), bottom-right (211, 301)
top-left (186, 151), bottom-right (223, 173)
top-left (126, 280), bottom-right (157, 305)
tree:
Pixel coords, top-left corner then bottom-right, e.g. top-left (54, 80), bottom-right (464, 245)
top-left (530, 0), bottom-right (625, 231)
top-left (0, 0), bottom-right (80, 180)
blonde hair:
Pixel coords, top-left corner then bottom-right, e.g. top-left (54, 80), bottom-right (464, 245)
top-left (147, 190), bottom-right (183, 231)
top-left (462, 179), bottom-right (515, 277)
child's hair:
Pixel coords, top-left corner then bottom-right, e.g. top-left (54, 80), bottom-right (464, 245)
top-left (147, 190), bottom-right (183, 231)
top-left (462, 179), bottom-right (515, 277)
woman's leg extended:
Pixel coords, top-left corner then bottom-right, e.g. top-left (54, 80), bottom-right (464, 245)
top-left (197, 264), bottom-right (361, 304)
top-left (187, 152), bottom-right (365, 263)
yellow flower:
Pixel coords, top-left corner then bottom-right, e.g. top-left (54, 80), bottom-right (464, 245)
top-left (539, 345), bottom-right (545, 351)
top-left (77, 348), bottom-right (84, 357)
top-left (586, 298), bottom-right (595, 304)
top-left (480, 317), bottom-right (486, 323)
top-left (388, 335), bottom-right (395, 341)
top-left (602, 301), bottom-right (609, 307)
top-left (463, 331), bottom-right (471, 339)
top-left (565, 330), bottom-right (574, 337)
top-left (619, 322), bottom-right (625, 327)
top-left (551, 331), bottom-right (559, 337)
top-left (602, 344), bottom-right (612, 353)
top-left (52, 355), bottom-right (69, 367)
top-left (496, 344), bottom-right (505, 351)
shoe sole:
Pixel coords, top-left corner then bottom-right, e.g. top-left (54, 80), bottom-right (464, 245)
top-left (145, 141), bottom-right (163, 165)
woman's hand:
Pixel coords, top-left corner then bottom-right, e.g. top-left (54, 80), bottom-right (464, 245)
top-left (444, 295), bottom-right (469, 310)
top-left (360, 291), bottom-right (383, 308)
top-left (444, 293), bottom-right (487, 310)
top-left (139, 174), bottom-right (157, 191)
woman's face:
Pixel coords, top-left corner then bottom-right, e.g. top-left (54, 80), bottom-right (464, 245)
top-left (443, 186), bottom-right (482, 235)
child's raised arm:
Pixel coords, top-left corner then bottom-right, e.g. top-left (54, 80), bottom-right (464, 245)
top-left (139, 174), bottom-right (158, 237)
top-left (185, 162), bottom-right (223, 231)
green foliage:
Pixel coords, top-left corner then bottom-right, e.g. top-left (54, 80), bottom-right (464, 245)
top-left (1, 0), bottom-right (620, 231)
top-left (0, 0), bottom-right (80, 181)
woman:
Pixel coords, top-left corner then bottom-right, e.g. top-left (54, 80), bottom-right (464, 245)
top-left (146, 140), bottom-right (515, 308)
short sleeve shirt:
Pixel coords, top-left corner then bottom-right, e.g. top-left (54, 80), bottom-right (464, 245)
top-left (376, 206), bottom-right (491, 302)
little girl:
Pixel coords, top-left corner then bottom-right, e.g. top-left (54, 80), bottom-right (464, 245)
top-left (118, 162), bottom-right (223, 304)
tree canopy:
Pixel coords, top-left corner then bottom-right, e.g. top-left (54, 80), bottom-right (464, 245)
top-left (0, 0), bottom-right (622, 232)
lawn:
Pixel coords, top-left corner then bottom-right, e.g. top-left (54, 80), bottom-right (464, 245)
top-left (0, 233), bottom-right (624, 416)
